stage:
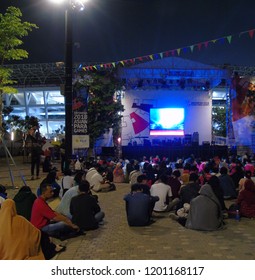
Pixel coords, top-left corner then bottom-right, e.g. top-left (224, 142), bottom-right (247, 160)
top-left (120, 144), bottom-right (228, 161)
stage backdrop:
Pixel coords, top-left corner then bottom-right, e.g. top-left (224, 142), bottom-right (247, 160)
top-left (231, 75), bottom-right (255, 151)
top-left (121, 90), bottom-right (212, 146)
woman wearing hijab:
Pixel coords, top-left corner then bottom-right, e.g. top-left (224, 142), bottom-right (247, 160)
top-left (185, 176), bottom-right (224, 231)
top-left (13, 186), bottom-right (37, 220)
top-left (0, 199), bottom-right (45, 260)
top-left (237, 179), bottom-right (255, 218)
top-left (113, 162), bottom-right (125, 183)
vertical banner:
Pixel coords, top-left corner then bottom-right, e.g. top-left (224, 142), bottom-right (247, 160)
top-left (231, 75), bottom-right (255, 150)
top-left (72, 85), bottom-right (90, 149)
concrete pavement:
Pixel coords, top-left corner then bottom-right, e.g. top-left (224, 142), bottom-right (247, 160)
top-left (1, 156), bottom-right (255, 260)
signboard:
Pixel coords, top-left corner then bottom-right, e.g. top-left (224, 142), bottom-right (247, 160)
top-left (72, 85), bottom-right (89, 150)
top-left (72, 135), bottom-right (90, 149)
top-left (73, 111), bottom-right (88, 134)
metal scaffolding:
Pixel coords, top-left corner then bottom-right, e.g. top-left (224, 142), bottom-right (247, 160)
top-left (4, 62), bottom-right (98, 86)
top-left (4, 62), bottom-right (255, 86)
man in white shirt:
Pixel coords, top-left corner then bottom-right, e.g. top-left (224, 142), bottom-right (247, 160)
top-left (87, 163), bottom-right (115, 192)
top-left (86, 163), bottom-right (100, 188)
top-left (150, 174), bottom-right (173, 212)
top-left (59, 169), bottom-right (74, 198)
top-left (91, 169), bottom-right (114, 192)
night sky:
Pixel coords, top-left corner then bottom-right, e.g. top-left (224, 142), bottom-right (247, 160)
top-left (1, 0), bottom-right (255, 66)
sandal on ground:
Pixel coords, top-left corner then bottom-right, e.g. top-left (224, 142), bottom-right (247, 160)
top-left (55, 244), bottom-right (66, 253)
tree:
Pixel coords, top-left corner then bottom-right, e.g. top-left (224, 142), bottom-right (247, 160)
top-left (5, 114), bottom-right (41, 143)
top-left (6, 115), bottom-right (40, 132)
top-left (74, 70), bottom-right (124, 157)
top-left (212, 106), bottom-right (226, 137)
top-left (0, 6), bottom-right (38, 130)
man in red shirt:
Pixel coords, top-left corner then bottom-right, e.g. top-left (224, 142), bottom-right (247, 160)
top-left (31, 183), bottom-right (79, 238)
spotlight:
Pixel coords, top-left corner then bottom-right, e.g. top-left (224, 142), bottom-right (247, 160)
top-left (72, 0), bottom-right (89, 11)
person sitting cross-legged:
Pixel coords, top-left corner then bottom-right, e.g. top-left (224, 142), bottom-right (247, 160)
top-left (237, 178), bottom-right (255, 218)
top-left (13, 186), bottom-right (37, 221)
top-left (90, 165), bottom-right (116, 192)
top-left (137, 174), bottom-right (151, 195)
top-left (30, 182), bottom-right (81, 240)
top-left (218, 166), bottom-right (237, 199)
top-left (150, 174), bottom-right (178, 212)
top-left (170, 176), bottom-right (224, 231)
top-left (113, 162), bottom-right (125, 183)
top-left (124, 183), bottom-right (159, 226)
top-left (0, 185), bottom-right (7, 207)
top-left (178, 173), bottom-right (200, 208)
top-left (70, 180), bottom-right (105, 230)
top-left (56, 171), bottom-right (85, 218)
top-left (0, 199), bottom-right (45, 260)
top-left (129, 164), bottom-right (143, 186)
top-left (37, 171), bottom-right (61, 198)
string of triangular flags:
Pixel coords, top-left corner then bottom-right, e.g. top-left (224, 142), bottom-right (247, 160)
top-left (82, 28), bottom-right (255, 72)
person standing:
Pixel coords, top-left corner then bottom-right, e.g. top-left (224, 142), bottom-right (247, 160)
top-left (26, 126), bottom-right (42, 180)
top-left (60, 138), bottom-right (66, 173)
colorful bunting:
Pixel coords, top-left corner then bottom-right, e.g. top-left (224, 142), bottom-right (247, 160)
top-left (204, 41), bottom-right (209, 48)
top-left (165, 51), bottom-right (170, 56)
top-left (249, 29), bottom-right (255, 38)
top-left (81, 28), bottom-right (255, 72)
top-left (226, 36), bottom-right (232, 44)
top-left (218, 38), bottom-right (225, 44)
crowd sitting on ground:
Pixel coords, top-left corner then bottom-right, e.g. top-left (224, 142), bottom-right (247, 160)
top-left (1, 151), bottom-right (255, 259)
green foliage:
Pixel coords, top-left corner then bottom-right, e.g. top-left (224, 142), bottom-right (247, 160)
top-left (0, 6), bottom-right (38, 64)
top-left (212, 106), bottom-right (226, 137)
top-left (0, 6), bottom-right (38, 128)
top-left (74, 70), bottom-right (124, 148)
top-left (0, 67), bottom-right (18, 93)
top-left (5, 114), bottom-right (40, 139)
top-left (2, 106), bottom-right (13, 116)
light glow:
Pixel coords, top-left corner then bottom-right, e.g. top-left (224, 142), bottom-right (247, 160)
top-left (149, 108), bottom-right (185, 136)
top-left (150, 130), bottom-right (184, 136)
top-left (49, 0), bottom-right (89, 10)
top-left (49, 0), bottom-right (66, 4)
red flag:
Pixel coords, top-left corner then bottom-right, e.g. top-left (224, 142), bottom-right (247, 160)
top-left (249, 29), bottom-right (255, 38)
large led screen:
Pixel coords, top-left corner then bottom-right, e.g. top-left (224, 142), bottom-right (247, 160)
top-left (149, 108), bottom-right (185, 136)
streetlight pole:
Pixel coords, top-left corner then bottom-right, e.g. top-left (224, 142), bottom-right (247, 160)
top-left (49, 0), bottom-right (88, 170)
top-left (64, 4), bottom-right (73, 169)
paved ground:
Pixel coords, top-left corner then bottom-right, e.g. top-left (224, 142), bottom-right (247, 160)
top-left (1, 156), bottom-right (255, 260)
